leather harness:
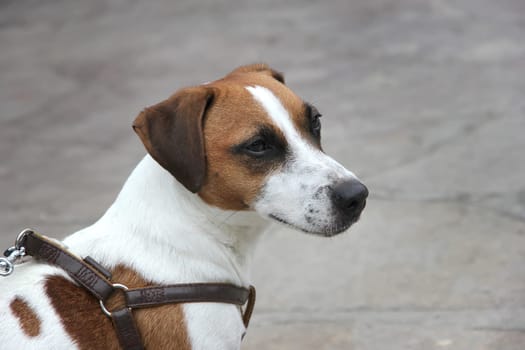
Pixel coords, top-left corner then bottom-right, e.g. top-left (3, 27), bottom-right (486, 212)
top-left (12, 231), bottom-right (256, 350)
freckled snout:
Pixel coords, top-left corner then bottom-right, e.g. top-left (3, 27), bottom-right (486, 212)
top-left (331, 180), bottom-right (368, 220)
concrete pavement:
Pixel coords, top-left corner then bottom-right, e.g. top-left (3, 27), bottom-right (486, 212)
top-left (1, 0), bottom-right (524, 349)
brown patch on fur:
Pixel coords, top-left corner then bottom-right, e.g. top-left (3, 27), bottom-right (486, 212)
top-left (225, 66), bottom-right (320, 149)
top-left (10, 297), bottom-right (41, 337)
top-left (228, 63), bottom-right (285, 84)
top-left (45, 266), bottom-right (191, 350)
top-left (197, 68), bottom-right (312, 210)
top-left (198, 82), bottom-right (277, 209)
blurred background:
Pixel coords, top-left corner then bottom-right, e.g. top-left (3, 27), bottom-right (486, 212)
top-left (1, 0), bottom-right (524, 349)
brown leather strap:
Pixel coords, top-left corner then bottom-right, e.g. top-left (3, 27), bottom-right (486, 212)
top-left (126, 283), bottom-right (250, 308)
top-left (84, 255), bottom-right (113, 280)
top-left (23, 233), bottom-right (114, 301)
top-left (242, 285), bottom-right (256, 328)
top-left (111, 308), bottom-right (144, 350)
top-left (126, 283), bottom-right (256, 328)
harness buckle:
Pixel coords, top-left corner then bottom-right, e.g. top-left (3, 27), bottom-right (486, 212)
top-left (0, 228), bottom-right (32, 276)
top-left (99, 283), bottom-right (130, 317)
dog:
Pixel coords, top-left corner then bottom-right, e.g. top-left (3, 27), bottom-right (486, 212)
top-left (0, 64), bottom-right (368, 349)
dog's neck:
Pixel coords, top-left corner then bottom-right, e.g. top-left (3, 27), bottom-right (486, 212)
top-left (65, 155), bottom-right (269, 286)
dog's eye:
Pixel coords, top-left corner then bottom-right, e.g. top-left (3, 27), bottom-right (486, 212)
top-left (245, 138), bottom-right (272, 156)
top-left (306, 103), bottom-right (322, 138)
top-left (310, 113), bottom-right (322, 137)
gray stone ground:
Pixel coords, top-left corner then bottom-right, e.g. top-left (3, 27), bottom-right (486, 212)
top-left (1, 0), bottom-right (524, 349)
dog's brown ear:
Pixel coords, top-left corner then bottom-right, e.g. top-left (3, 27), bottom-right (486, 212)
top-left (229, 63), bottom-right (285, 84)
top-left (133, 87), bottom-right (214, 193)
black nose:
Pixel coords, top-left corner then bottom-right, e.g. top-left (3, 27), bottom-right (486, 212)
top-left (331, 180), bottom-right (368, 218)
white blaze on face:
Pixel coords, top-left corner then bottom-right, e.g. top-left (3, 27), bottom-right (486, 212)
top-left (245, 85), bottom-right (358, 235)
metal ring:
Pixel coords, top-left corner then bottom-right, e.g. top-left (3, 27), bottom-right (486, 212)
top-left (15, 228), bottom-right (34, 250)
top-left (99, 283), bottom-right (129, 317)
top-left (0, 258), bottom-right (14, 276)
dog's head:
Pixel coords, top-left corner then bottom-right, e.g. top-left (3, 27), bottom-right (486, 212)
top-left (133, 64), bottom-right (367, 236)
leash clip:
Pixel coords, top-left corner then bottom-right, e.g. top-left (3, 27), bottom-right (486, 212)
top-left (0, 257), bottom-right (14, 276)
top-left (0, 228), bottom-right (33, 276)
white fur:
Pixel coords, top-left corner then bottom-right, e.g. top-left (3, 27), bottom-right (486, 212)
top-left (246, 85), bottom-right (358, 235)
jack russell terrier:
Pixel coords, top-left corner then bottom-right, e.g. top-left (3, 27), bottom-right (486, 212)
top-left (0, 64), bottom-right (368, 349)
